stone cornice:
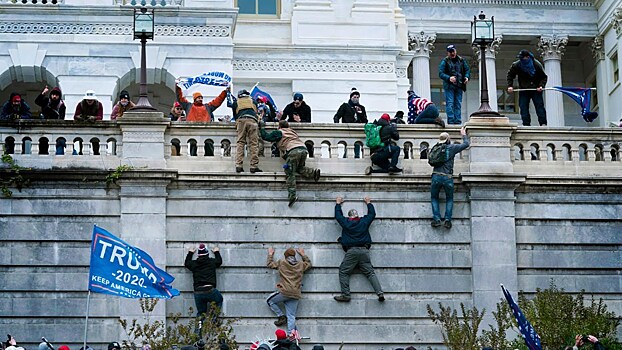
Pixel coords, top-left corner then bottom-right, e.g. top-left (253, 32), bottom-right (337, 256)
top-left (232, 59), bottom-right (395, 74)
top-left (399, 0), bottom-right (593, 7)
top-left (0, 21), bottom-right (230, 37)
top-left (537, 34), bottom-right (568, 60)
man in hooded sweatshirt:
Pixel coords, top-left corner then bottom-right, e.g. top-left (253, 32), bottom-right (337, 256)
top-left (266, 247), bottom-right (312, 338)
top-left (507, 49), bottom-right (548, 126)
top-left (35, 86), bottom-right (66, 119)
top-left (333, 196), bottom-right (384, 302)
top-left (185, 244), bottom-right (223, 323)
top-left (0, 93), bottom-right (31, 120)
top-left (365, 113), bottom-right (402, 175)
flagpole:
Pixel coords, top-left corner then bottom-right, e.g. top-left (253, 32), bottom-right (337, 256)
top-left (512, 87), bottom-right (597, 92)
top-left (83, 290), bottom-right (91, 350)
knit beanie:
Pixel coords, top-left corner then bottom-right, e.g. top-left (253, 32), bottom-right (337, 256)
top-left (380, 113), bottom-right (391, 121)
top-left (108, 343), bottom-right (120, 350)
top-left (192, 92), bottom-right (203, 100)
top-left (58, 346), bottom-right (70, 350)
top-left (350, 87), bottom-right (360, 98)
top-left (11, 95), bottom-right (21, 103)
top-left (275, 329), bottom-right (287, 340)
top-left (198, 244), bottom-right (208, 256)
top-left (284, 248), bottom-right (296, 257)
top-left (50, 87), bottom-right (62, 97)
top-left (119, 90), bottom-right (130, 100)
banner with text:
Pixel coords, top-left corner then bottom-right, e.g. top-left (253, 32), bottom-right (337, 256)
top-left (88, 225), bottom-right (179, 299)
top-left (177, 71), bottom-right (231, 90)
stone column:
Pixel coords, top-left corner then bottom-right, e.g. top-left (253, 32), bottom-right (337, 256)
top-left (591, 36), bottom-right (608, 127)
top-left (538, 35), bottom-right (568, 126)
top-left (397, 51), bottom-right (415, 110)
top-left (408, 31), bottom-right (436, 99)
top-left (472, 36), bottom-right (503, 112)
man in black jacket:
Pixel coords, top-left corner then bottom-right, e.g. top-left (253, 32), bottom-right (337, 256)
top-left (185, 244), bottom-right (223, 323)
top-left (365, 113), bottom-right (402, 175)
top-left (35, 86), bottom-right (66, 119)
top-left (333, 196), bottom-right (384, 302)
top-left (281, 92), bottom-right (311, 123)
top-left (334, 88), bottom-right (367, 158)
top-left (507, 49), bottom-right (548, 126)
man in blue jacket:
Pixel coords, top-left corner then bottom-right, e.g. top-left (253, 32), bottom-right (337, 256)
top-left (333, 196), bottom-right (384, 302)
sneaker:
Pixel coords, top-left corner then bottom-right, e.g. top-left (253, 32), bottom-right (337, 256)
top-left (333, 295), bottom-right (351, 302)
top-left (443, 220), bottom-right (452, 229)
top-left (274, 315), bottom-right (287, 326)
top-left (288, 196), bottom-right (298, 207)
top-left (378, 293), bottom-right (385, 302)
top-left (431, 220), bottom-right (442, 227)
top-left (365, 166), bottom-right (373, 175)
top-left (388, 166), bottom-right (403, 173)
top-left (235, 167), bottom-right (244, 173)
top-left (250, 168), bottom-right (263, 173)
top-left (435, 117), bottom-right (446, 128)
top-left (313, 168), bottom-right (321, 182)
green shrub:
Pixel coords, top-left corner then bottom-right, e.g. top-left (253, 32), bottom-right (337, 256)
top-left (426, 302), bottom-right (485, 350)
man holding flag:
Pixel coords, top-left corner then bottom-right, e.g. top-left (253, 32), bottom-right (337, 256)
top-left (507, 49), bottom-right (548, 126)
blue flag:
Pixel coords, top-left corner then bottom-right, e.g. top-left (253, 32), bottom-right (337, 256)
top-left (552, 86), bottom-right (598, 122)
top-left (88, 225), bottom-right (180, 299)
top-left (501, 284), bottom-right (542, 350)
top-left (177, 71), bottom-right (231, 90)
top-left (250, 85), bottom-right (279, 112)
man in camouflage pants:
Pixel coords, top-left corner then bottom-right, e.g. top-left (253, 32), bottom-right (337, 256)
top-left (260, 120), bottom-right (321, 207)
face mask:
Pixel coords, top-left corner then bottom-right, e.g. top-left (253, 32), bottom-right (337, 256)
top-left (120, 101), bottom-right (129, 106)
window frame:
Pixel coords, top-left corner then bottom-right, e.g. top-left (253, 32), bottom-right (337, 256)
top-left (234, 0), bottom-right (280, 18)
top-left (611, 51), bottom-right (619, 85)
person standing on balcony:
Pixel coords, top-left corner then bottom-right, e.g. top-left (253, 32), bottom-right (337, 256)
top-left (281, 92), bottom-right (311, 123)
top-left (266, 247), bottom-right (312, 339)
top-left (333, 196), bottom-right (384, 303)
top-left (407, 90), bottom-right (445, 127)
top-left (334, 88), bottom-right (368, 158)
top-left (228, 88), bottom-right (262, 173)
top-left (430, 127), bottom-right (470, 229)
top-left (35, 86), bottom-right (65, 120)
top-left (110, 90), bottom-right (135, 120)
top-left (507, 49), bottom-right (548, 126)
top-left (0, 93), bottom-right (31, 120)
top-left (365, 113), bottom-right (402, 175)
top-left (260, 120), bottom-right (321, 207)
top-left (73, 90), bottom-right (103, 122)
top-left (175, 83), bottom-right (227, 123)
top-left (185, 243), bottom-right (223, 333)
top-left (439, 44), bottom-right (470, 125)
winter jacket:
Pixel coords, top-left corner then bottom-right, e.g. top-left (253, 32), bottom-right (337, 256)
top-left (273, 340), bottom-right (301, 350)
top-left (432, 135), bottom-right (470, 176)
top-left (0, 99), bottom-right (31, 120)
top-left (74, 100), bottom-right (103, 120)
top-left (370, 118), bottom-right (399, 153)
top-left (506, 57), bottom-right (548, 89)
top-left (260, 127), bottom-right (306, 154)
top-left (184, 251), bottom-right (222, 291)
top-left (333, 101), bottom-right (367, 123)
top-left (439, 56), bottom-right (471, 91)
top-left (335, 203), bottom-right (375, 249)
top-left (176, 87), bottom-right (227, 122)
top-left (229, 95), bottom-right (258, 121)
top-left (35, 93), bottom-right (66, 120)
top-left (267, 253), bottom-right (311, 300)
top-left (282, 101), bottom-right (311, 123)
top-left (110, 101), bottom-right (136, 120)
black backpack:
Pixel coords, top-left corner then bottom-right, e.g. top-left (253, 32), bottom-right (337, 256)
top-left (428, 142), bottom-right (449, 167)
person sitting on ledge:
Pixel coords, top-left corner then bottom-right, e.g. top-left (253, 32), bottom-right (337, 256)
top-left (74, 90), bottom-right (103, 122)
top-left (407, 90), bottom-right (445, 127)
top-left (365, 113), bottom-right (402, 175)
top-left (0, 93), bottom-right (31, 121)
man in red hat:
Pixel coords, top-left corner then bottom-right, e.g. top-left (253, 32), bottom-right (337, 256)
top-left (365, 113), bottom-right (402, 175)
top-left (1, 93), bottom-right (31, 121)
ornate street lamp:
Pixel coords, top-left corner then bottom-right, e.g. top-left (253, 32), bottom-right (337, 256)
top-left (131, 7), bottom-right (157, 111)
top-left (470, 11), bottom-right (502, 118)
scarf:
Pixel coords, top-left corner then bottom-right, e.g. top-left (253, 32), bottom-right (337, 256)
top-left (286, 256), bottom-right (297, 265)
top-left (519, 57), bottom-right (536, 77)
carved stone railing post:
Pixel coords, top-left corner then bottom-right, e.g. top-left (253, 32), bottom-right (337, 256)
top-left (117, 111), bottom-right (170, 168)
top-left (538, 35), bottom-right (568, 126)
top-left (408, 31), bottom-right (436, 99)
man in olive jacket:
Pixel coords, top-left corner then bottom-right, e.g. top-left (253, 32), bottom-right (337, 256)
top-left (266, 247), bottom-right (312, 337)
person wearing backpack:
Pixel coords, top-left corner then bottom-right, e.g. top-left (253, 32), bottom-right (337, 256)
top-left (429, 127), bottom-right (470, 229)
top-left (365, 113), bottom-right (402, 175)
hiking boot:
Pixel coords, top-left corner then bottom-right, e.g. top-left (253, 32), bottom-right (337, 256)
top-left (313, 168), bottom-right (321, 182)
top-left (288, 196), bottom-right (298, 207)
top-left (334, 294), bottom-right (351, 302)
top-left (435, 117), bottom-right (446, 128)
top-left (235, 167), bottom-right (244, 173)
top-left (365, 166), bottom-right (372, 175)
top-left (388, 166), bottom-right (403, 173)
top-left (378, 293), bottom-right (385, 302)
top-left (431, 220), bottom-right (442, 227)
top-left (250, 168), bottom-right (263, 173)
top-left (443, 220), bottom-right (452, 229)
top-left (274, 315), bottom-right (287, 326)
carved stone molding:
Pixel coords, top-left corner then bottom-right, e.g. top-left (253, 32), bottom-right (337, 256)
top-left (399, 0), bottom-right (593, 6)
top-left (471, 136), bottom-right (511, 146)
top-left (232, 60), bottom-right (395, 74)
top-left (471, 36), bottom-right (503, 62)
top-left (407, 31), bottom-right (436, 58)
top-left (537, 35), bottom-right (568, 61)
top-left (613, 7), bottom-right (622, 37)
top-left (396, 68), bottom-right (407, 79)
top-left (0, 22), bottom-right (231, 37)
top-left (591, 35), bottom-right (604, 61)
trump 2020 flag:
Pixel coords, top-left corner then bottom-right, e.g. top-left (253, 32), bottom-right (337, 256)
top-left (177, 71), bottom-right (232, 90)
top-left (88, 225), bottom-right (179, 299)
top-left (250, 85), bottom-right (279, 112)
top-left (501, 284), bottom-right (542, 350)
top-left (552, 86), bottom-right (598, 123)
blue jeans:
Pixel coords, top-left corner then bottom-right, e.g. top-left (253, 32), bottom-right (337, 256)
top-left (194, 288), bottom-right (223, 317)
top-left (415, 105), bottom-right (440, 124)
top-left (431, 174), bottom-right (454, 221)
top-left (518, 91), bottom-right (547, 126)
top-left (444, 86), bottom-right (463, 124)
top-left (267, 291), bottom-right (300, 334)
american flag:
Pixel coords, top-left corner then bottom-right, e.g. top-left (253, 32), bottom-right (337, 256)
top-left (501, 284), bottom-right (542, 350)
top-left (289, 328), bottom-right (301, 344)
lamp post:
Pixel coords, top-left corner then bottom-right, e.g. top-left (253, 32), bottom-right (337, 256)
top-left (469, 11), bottom-right (502, 118)
top-left (131, 7), bottom-right (157, 111)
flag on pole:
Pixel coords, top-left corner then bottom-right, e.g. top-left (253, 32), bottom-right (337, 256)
top-left (88, 225), bottom-right (180, 299)
top-left (551, 86), bottom-right (598, 122)
top-left (501, 284), bottom-right (542, 350)
top-left (250, 85), bottom-right (279, 112)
